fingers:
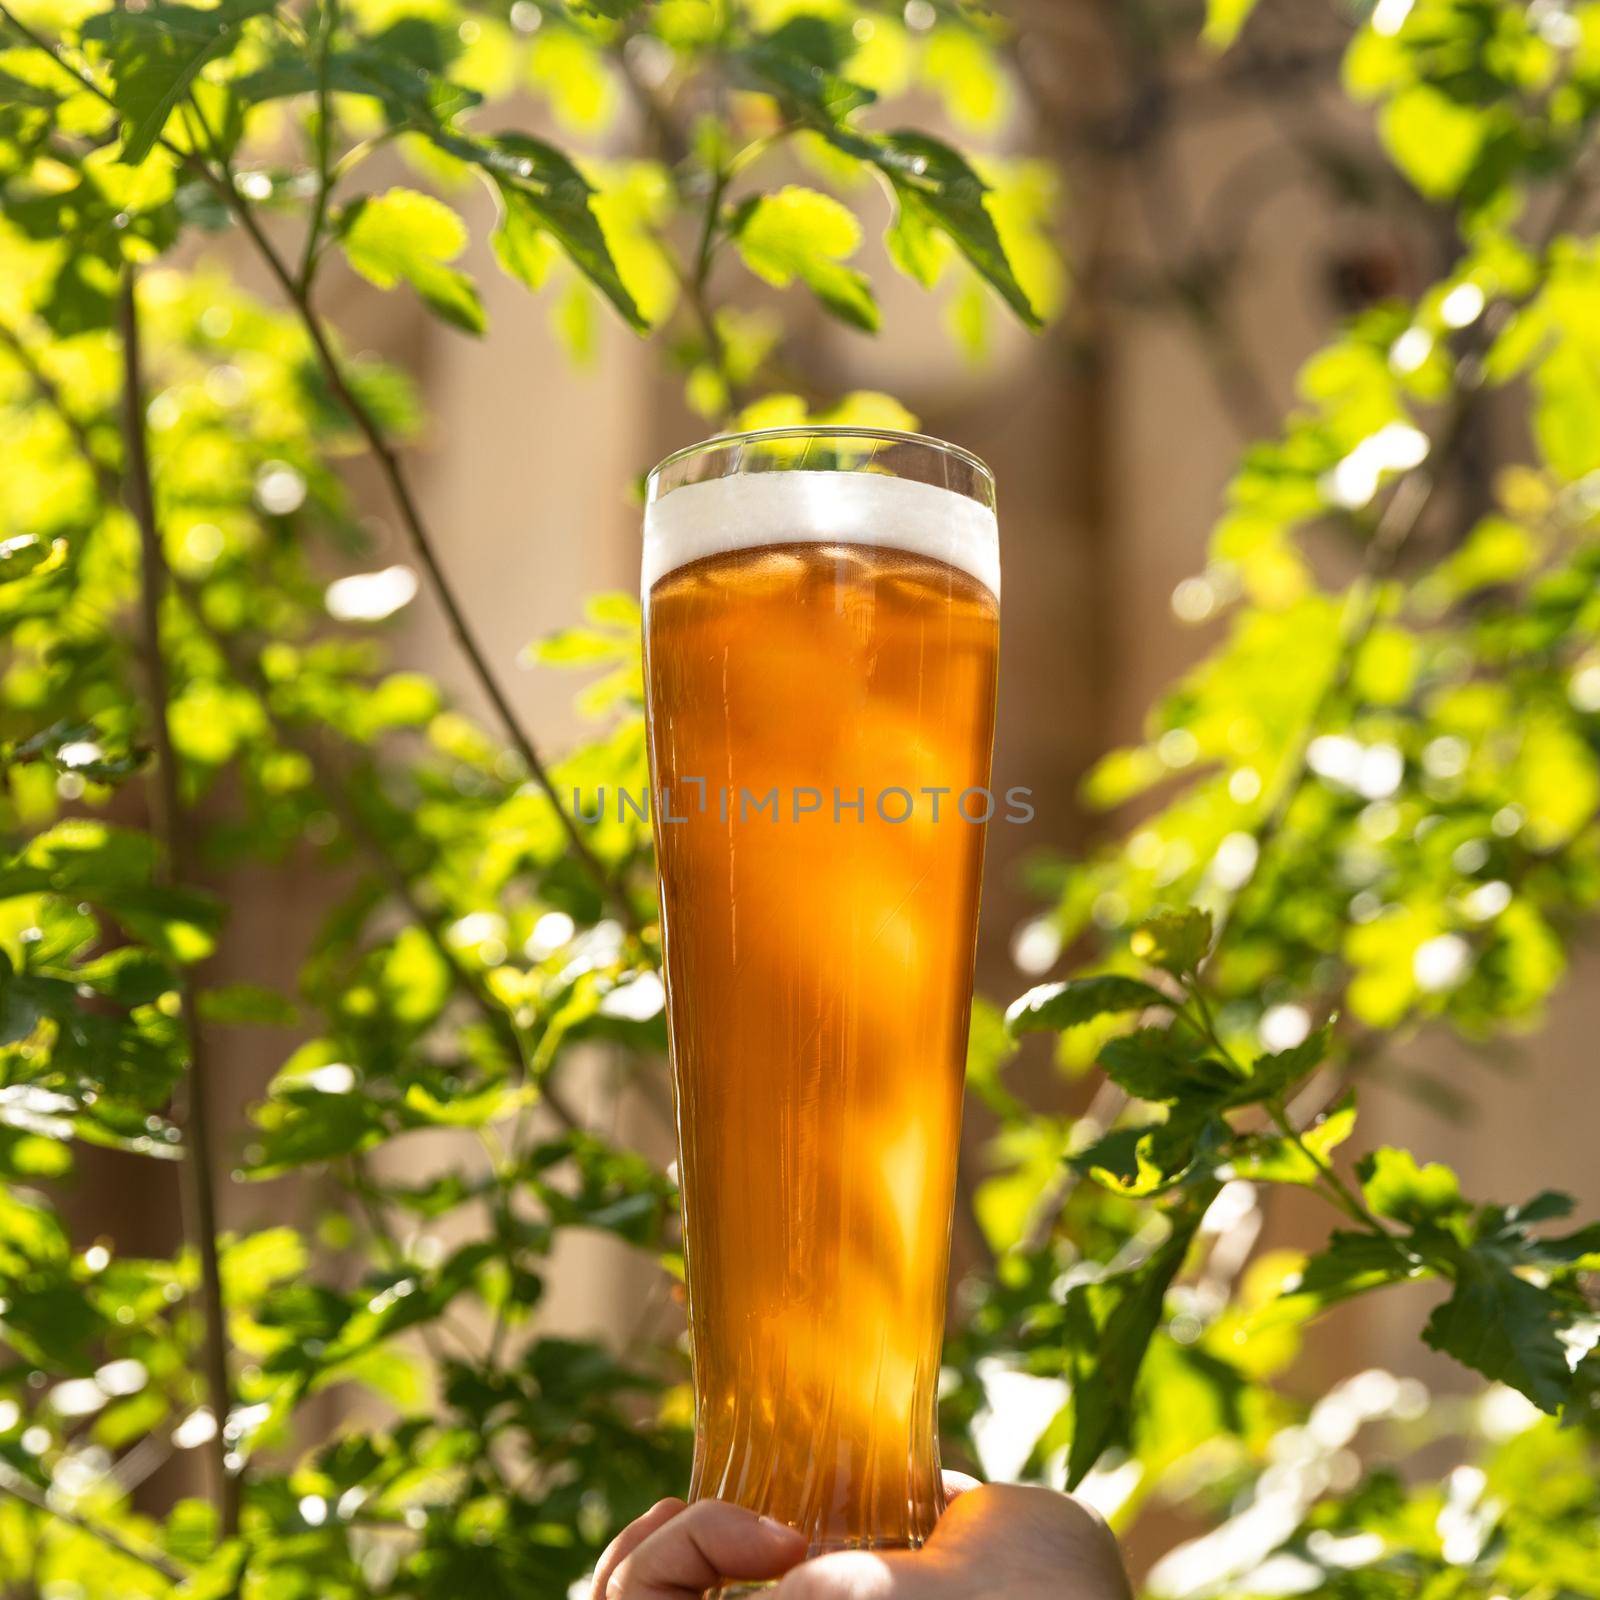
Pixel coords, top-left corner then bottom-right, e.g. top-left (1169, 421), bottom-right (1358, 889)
top-left (775, 1550), bottom-right (907, 1600)
top-left (926, 1485), bottom-right (1132, 1600)
top-left (772, 1491), bottom-right (991, 1600)
top-left (600, 1499), bottom-right (809, 1600)
top-left (593, 1499), bottom-right (686, 1599)
top-left (772, 1476), bottom-right (984, 1598)
top-left (593, 1482), bottom-right (1130, 1600)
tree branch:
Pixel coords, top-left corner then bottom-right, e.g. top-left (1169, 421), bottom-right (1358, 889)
top-left (118, 267), bottom-right (240, 1538)
top-left (1099, 2), bottom-right (1280, 439)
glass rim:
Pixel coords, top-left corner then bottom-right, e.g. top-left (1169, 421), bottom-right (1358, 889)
top-left (645, 425), bottom-right (996, 495)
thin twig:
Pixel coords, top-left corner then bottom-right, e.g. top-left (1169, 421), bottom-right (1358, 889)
top-left (297, 0), bottom-right (338, 291)
top-left (0, 1465), bottom-right (188, 1584)
top-left (118, 268), bottom-right (240, 1537)
top-left (1181, 982), bottom-right (1395, 1238)
top-left (1264, 1101), bottom-right (1391, 1236)
top-left (217, 193), bottom-right (641, 930)
top-left (611, 36), bottom-right (762, 424)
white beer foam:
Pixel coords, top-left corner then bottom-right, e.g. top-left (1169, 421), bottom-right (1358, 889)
top-left (643, 470), bottom-right (1000, 600)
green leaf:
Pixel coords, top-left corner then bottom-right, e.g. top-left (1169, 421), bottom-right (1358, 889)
top-left (1236, 1025), bottom-right (1332, 1106)
top-left (739, 24), bottom-right (877, 127)
top-left (1, 1281), bottom-right (109, 1370)
top-left (1204, 0), bottom-right (1260, 48)
top-left (222, 1225), bottom-right (308, 1299)
top-left (529, 28), bottom-right (617, 133)
top-left (402, 1081), bottom-right (530, 1129)
top-left (1130, 907), bottom-right (1214, 978)
top-left (324, 1240), bottom-right (498, 1364)
top-left (177, 1545), bottom-right (249, 1600)
top-left (1281, 1229), bottom-right (1423, 1312)
top-left (0, 533), bottom-right (52, 584)
top-left (885, 197), bottom-right (949, 287)
top-left (233, 45), bottom-right (483, 127)
top-left (1359, 1147), bottom-right (1468, 1225)
top-left (1005, 974), bottom-right (1169, 1035)
top-left (0, 822), bottom-right (221, 961)
top-left (527, 1133), bottom-right (676, 1248)
top-left (453, 133), bottom-right (646, 332)
top-left (74, 946), bottom-right (173, 1006)
top-left (12, 719), bottom-right (143, 785)
top-left (1072, 1110), bottom-right (1227, 1197)
top-left (1063, 1200), bottom-right (1207, 1486)
top-left (1533, 340), bottom-right (1600, 480)
top-left (585, 591), bottom-right (642, 628)
top-left (1378, 84), bottom-right (1488, 201)
top-left (0, 1128), bottom-right (72, 1180)
top-left (0, 67), bottom-right (61, 109)
top-left (490, 187), bottom-right (556, 291)
top-left (337, 188), bottom-right (485, 336)
top-left (1099, 1028), bottom-right (1238, 1103)
top-left (81, 0), bottom-right (275, 163)
top-left (921, 28), bottom-right (1007, 132)
top-left (380, 926), bottom-right (451, 1028)
top-left (534, 626), bottom-right (639, 669)
top-left (818, 389), bottom-right (918, 431)
top-left (1423, 1244), bottom-right (1574, 1414)
top-left (0, 1188), bottom-right (69, 1275)
top-left (871, 134), bottom-right (1041, 330)
top-left (245, 1086), bottom-right (384, 1177)
top-left (736, 30), bottom-right (1038, 330)
top-left (731, 186), bottom-right (878, 332)
top-left (1568, 1345), bottom-right (1600, 1428)
top-left (1230, 1094), bottom-right (1358, 1185)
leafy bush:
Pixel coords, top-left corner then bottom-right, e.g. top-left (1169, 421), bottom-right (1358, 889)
top-left (0, 0), bottom-right (1596, 1596)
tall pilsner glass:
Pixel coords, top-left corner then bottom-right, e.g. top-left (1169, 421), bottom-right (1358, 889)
top-left (641, 428), bottom-right (1000, 1587)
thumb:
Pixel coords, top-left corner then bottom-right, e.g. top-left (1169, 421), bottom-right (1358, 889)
top-left (603, 1500), bottom-right (809, 1599)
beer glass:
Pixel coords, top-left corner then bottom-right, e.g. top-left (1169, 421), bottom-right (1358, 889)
top-left (641, 427), bottom-right (1000, 1585)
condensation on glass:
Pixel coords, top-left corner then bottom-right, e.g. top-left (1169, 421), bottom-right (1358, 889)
top-left (641, 428), bottom-right (1000, 1591)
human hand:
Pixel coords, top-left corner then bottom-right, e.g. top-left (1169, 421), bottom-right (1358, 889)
top-left (591, 1475), bottom-right (1132, 1600)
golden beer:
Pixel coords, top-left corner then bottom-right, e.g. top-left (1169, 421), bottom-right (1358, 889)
top-left (642, 432), bottom-right (1000, 1566)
